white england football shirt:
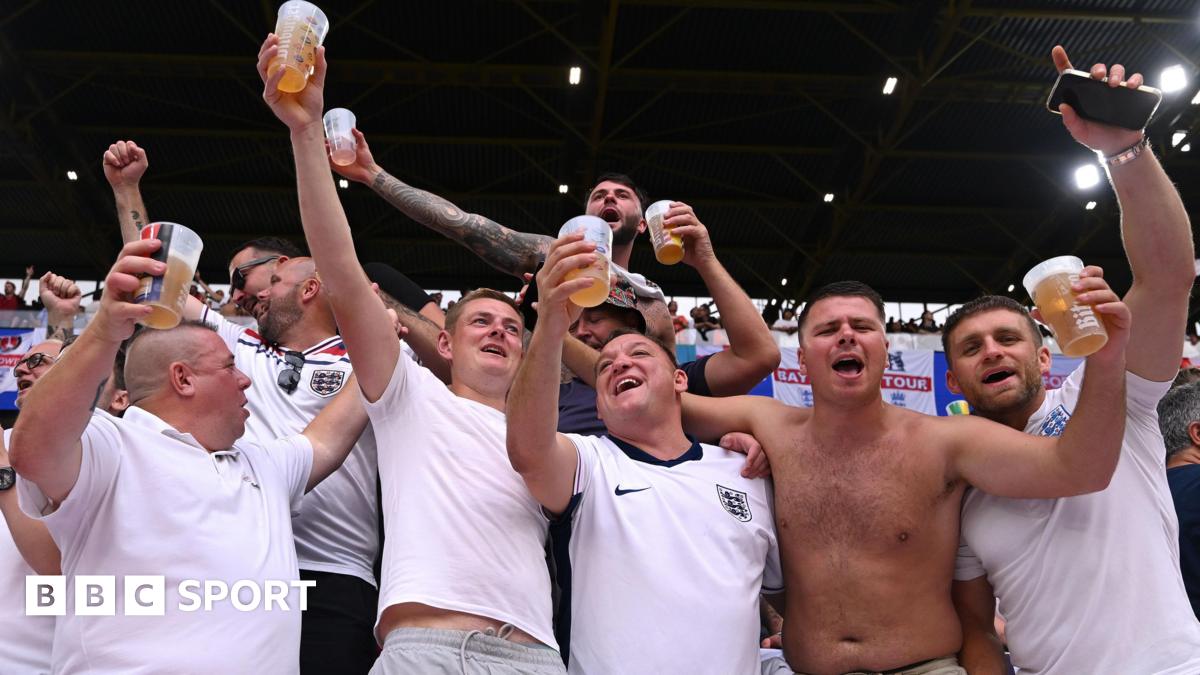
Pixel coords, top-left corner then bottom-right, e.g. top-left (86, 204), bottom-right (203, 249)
top-left (0, 428), bottom-right (53, 675)
top-left (557, 434), bottom-right (783, 675)
top-left (364, 351), bottom-right (557, 648)
top-left (17, 407), bottom-right (313, 674)
top-left (204, 307), bottom-right (379, 586)
top-left (956, 366), bottom-right (1200, 674)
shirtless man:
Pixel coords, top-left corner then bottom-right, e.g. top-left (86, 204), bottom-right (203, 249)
top-left (682, 278), bottom-right (1130, 675)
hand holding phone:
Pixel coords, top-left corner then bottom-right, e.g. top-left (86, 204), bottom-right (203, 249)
top-left (1047, 46), bottom-right (1156, 154)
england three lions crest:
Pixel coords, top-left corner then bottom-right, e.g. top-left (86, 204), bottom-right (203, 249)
top-left (716, 484), bottom-right (752, 522)
top-left (309, 369), bottom-right (346, 397)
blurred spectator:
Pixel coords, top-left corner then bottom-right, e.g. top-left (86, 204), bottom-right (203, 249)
top-left (668, 300), bottom-right (688, 333)
top-left (886, 316), bottom-right (902, 332)
top-left (772, 308), bottom-right (798, 337)
top-left (0, 267), bottom-right (33, 310)
top-left (903, 318), bottom-right (919, 333)
top-left (761, 299), bottom-right (780, 327)
top-left (691, 304), bottom-right (720, 340)
top-left (429, 292), bottom-right (443, 310)
top-left (917, 310), bottom-right (939, 334)
top-left (1158, 381), bottom-right (1200, 619)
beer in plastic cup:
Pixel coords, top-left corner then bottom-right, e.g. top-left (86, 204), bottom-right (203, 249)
top-left (135, 223), bottom-right (204, 330)
top-left (645, 200), bottom-right (684, 265)
top-left (945, 400), bottom-right (970, 416)
top-left (558, 215), bottom-right (612, 308)
top-left (323, 108), bottom-right (357, 166)
top-left (1022, 255), bottom-right (1108, 358)
top-left (269, 1), bottom-right (330, 94)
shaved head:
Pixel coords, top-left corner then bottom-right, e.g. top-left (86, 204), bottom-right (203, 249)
top-left (124, 322), bottom-right (219, 403)
top-left (278, 256), bottom-right (317, 281)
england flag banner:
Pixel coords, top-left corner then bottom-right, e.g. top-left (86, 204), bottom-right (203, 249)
top-left (0, 326), bottom-right (45, 410)
top-left (773, 348), bottom-right (936, 416)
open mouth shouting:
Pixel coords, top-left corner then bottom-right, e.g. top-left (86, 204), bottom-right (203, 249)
top-left (613, 375), bottom-right (644, 396)
top-left (600, 206), bottom-right (621, 224)
top-left (831, 355), bottom-right (864, 378)
top-left (16, 378), bottom-right (34, 393)
top-left (480, 343), bottom-right (508, 358)
top-left (980, 367), bottom-right (1016, 387)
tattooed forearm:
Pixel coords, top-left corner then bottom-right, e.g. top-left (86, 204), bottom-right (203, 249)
top-left (370, 170), bottom-right (549, 277)
top-left (130, 210), bottom-right (144, 231)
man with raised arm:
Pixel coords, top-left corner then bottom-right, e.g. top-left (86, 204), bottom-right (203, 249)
top-left (948, 48), bottom-right (1200, 675)
top-left (7, 238), bottom-right (369, 674)
top-left (678, 276), bottom-right (1129, 675)
top-left (507, 233), bottom-right (783, 673)
top-left (258, 35), bottom-right (566, 674)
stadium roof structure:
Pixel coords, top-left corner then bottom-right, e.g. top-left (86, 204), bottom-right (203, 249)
top-left (2, 0), bottom-right (1199, 313)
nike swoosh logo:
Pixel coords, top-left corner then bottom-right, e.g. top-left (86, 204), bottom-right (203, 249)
top-left (615, 486), bottom-right (651, 496)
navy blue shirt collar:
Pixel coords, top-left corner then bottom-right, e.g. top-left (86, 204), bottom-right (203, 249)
top-left (606, 434), bottom-right (703, 467)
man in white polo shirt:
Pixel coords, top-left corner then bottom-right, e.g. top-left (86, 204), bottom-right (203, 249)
top-left (8, 238), bottom-right (370, 674)
top-left (506, 234), bottom-right (783, 674)
top-left (259, 36), bottom-right (565, 674)
top-left (947, 47), bottom-right (1200, 675)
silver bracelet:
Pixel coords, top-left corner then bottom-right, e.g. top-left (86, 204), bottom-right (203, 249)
top-left (1102, 136), bottom-right (1150, 168)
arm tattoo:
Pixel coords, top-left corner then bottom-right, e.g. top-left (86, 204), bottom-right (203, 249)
top-left (371, 170), bottom-right (550, 277)
top-left (130, 210), bottom-right (144, 231)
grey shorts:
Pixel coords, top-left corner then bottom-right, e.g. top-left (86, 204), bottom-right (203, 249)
top-left (369, 626), bottom-right (567, 675)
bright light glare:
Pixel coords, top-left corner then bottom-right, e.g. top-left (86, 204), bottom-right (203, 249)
top-left (1173, 132), bottom-right (1187, 147)
top-left (1074, 164), bottom-right (1100, 190)
top-left (1007, 284), bottom-right (1015, 292)
top-left (823, 193), bottom-right (834, 203)
top-left (558, 184), bottom-right (569, 194)
top-left (568, 67), bottom-right (581, 86)
top-left (781, 278), bottom-right (788, 286)
top-left (1184, 144), bottom-right (1192, 153)
top-left (1191, 90), bottom-right (1200, 105)
top-left (1085, 201), bottom-right (1097, 210)
top-left (66, 171), bottom-right (78, 181)
top-left (882, 77), bottom-right (898, 95)
top-left (337, 179), bottom-right (349, 189)
top-left (1160, 65), bottom-right (1187, 93)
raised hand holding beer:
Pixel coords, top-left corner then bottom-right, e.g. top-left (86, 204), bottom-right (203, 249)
top-left (1026, 261), bottom-right (1130, 361)
top-left (258, 33), bottom-right (326, 133)
top-left (659, 202), bottom-right (716, 269)
top-left (328, 128), bottom-right (381, 184)
top-left (535, 233), bottom-right (598, 331)
top-left (90, 239), bottom-right (165, 343)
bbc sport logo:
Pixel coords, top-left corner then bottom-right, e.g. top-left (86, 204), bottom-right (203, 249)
top-left (26, 576), bottom-right (315, 616)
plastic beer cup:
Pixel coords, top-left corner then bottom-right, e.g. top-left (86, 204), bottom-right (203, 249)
top-left (558, 216), bottom-right (612, 308)
top-left (1022, 255), bottom-right (1108, 358)
top-left (269, 1), bottom-right (330, 94)
top-left (135, 223), bottom-right (204, 330)
top-left (323, 108), bottom-right (357, 166)
top-left (645, 200), bottom-right (685, 265)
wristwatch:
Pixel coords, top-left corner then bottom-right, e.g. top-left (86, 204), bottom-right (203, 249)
top-left (0, 467), bottom-right (14, 491)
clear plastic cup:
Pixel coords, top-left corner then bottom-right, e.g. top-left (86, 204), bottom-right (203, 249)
top-left (645, 200), bottom-right (684, 265)
top-left (1022, 255), bottom-right (1108, 357)
top-left (135, 223), bottom-right (204, 330)
top-left (558, 215), bottom-right (612, 307)
top-left (323, 108), bottom-right (357, 166)
top-left (269, 1), bottom-right (330, 93)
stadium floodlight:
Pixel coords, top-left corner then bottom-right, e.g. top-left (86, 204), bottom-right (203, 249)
top-left (66, 170), bottom-right (78, 181)
top-left (1085, 201), bottom-right (1097, 210)
top-left (558, 184), bottom-right (569, 194)
top-left (1191, 89), bottom-right (1200, 105)
top-left (337, 179), bottom-right (349, 189)
top-left (781, 278), bottom-right (788, 286)
top-left (823, 193), bottom-right (834, 203)
top-left (1161, 65), bottom-right (1187, 93)
top-left (882, 77), bottom-right (898, 95)
top-left (1074, 164), bottom-right (1100, 189)
top-left (1007, 284), bottom-right (1015, 293)
top-left (568, 67), bottom-right (581, 86)
top-left (1184, 144), bottom-right (1192, 153)
top-left (1173, 132), bottom-right (1187, 147)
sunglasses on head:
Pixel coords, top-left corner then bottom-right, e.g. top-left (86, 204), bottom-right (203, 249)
top-left (16, 352), bottom-right (55, 370)
top-left (230, 256), bottom-right (281, 291)
top-left (277, 350), bottom-right (305, 395)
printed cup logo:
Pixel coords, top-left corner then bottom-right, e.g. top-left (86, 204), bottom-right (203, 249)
top-left (1066, 274), bottom-right (1101, 330)
top-left (27, 576), bottom-right (315, 616)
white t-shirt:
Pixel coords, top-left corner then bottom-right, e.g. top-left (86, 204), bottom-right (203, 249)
top-left (558, 434), bottom-right (783, 675)
top-left (612, 263), bottom-right (666, 302)
top-left (18, 407), bottom-right (313, 674)
top-left (205, 307), bottom-right (379, 586)
top-left (364, 352), bottom-right (556, 648)
top-left (956, 366), bottom-right (1200, 675)
top-left (0, 428), bottom-right (53, 675)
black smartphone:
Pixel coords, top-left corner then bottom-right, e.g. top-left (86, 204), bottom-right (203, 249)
top-left (1046, 69), bottom-right (1162, 130)
top-left (518, 262), bottom-right (543, 331)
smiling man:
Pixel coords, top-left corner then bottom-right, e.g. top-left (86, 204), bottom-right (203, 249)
top-left (679, 278), bottom-right (1131, 675)
top-left (506, 234), bottom-right (782, 674)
